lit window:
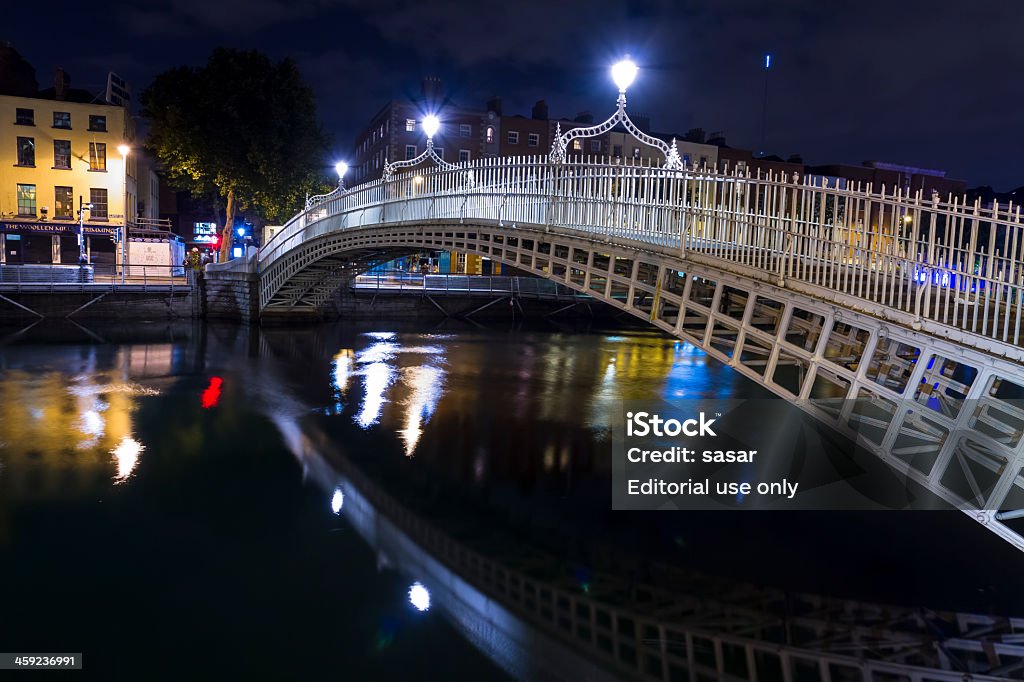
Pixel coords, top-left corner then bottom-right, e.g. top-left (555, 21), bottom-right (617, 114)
top-left (591, 140), bottom-right (601, 153)
top-left (88, 115), bottom-right (106, 132)
top-left (16, 137), bottom-right (34, 166)
top-left (53, 140), bottom-right (71, 169)
top-left (16, 184), bottom-right (36, 216)
top-left (459, 149), bottom-right (470, 163)
top-left (405, 145), bottom-right (416, 160)
top-left (459, 124), bottom-right (471, 138)
top-left (89, 188), bottom-right (108, 220)
top-left (406, 119), bottom-right (415, 132)
top-left (89, 142), bottom-right (107, 171)
top-left (507, 131), bottom-right (519, 145)
top-left (53, 112), bottom-right (71, 129)
top-left (15, 108), bottom-right (33, 125)
top-left (572, 139), bottom-right (582, 151)
top-left (633, 147), bottom-right (641, 159)
top-left (485, 127), bottom-right (494, 144)
top-left (54, 186), bottom-right (73, 219)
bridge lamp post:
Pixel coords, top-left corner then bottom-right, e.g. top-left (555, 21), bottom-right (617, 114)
top-left (335, 161), bottom-right (348, 191)
top-left (549, 57), bottom-right (683, 169)
top-left (117, 144), bottom-right (130, 284)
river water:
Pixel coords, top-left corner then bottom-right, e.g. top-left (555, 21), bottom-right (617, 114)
top-left (0, 319), bottom-right (1020, 680)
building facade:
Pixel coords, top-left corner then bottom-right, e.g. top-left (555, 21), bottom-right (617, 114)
top-left (0, 77), bottom-right (134, 266)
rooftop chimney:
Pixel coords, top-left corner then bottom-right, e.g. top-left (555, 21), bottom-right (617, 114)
top-left (420, 76), bottom-right (442, 106)
top-left (54, 67), bottom-right (69, 101)
top-left (574, 111), bottom-right (593, 124)
top-left (487, 95), bottom-right (502, 116)
top-left (531, 100), bottom-right (548, 120)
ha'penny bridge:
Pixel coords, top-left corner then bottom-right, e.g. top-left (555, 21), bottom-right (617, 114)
top-left (209, 61), bottom-right (1024, 557)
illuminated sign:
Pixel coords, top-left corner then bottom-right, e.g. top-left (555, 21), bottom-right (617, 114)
top-left (193, 222), bottom-right (218, 244)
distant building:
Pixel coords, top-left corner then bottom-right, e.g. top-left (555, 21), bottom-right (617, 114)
top-left (806, 161), bottom-right (965, 197)
top-left (0, 59), bottom-right (135, 266)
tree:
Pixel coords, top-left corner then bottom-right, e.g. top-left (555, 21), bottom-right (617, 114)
top-left (141, 48), bottom-right (331, 261)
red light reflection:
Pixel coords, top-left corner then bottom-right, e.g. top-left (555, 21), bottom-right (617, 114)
top-left (201, 377), bottom-right (223, 409)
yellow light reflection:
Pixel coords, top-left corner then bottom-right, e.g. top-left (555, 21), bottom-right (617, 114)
top-left (398, 365), bottom-right (445, 456)
top-left (332, 349), bottom-right (355, 395)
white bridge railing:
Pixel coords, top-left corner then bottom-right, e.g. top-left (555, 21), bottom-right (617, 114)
top-left (261, 155), bottom-right (1024, 351)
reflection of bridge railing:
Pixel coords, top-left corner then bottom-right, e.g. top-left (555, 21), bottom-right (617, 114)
top-left (290, 420), bottom-right (1020, 682)
top-left (352, 271), bottom-right (588, 300)
top-left (262, 156), bottom-right (1024, 354)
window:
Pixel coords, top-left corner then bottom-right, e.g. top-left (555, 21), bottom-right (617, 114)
top-left (435, 147), bottom-right (444, 160)
top-left (15, 108), bottom-right (33, 125)
top-left (406, 118), bottom-right (416, 132)
top-left (613, 145), bottom-right (623, 157)
top-left (527, 133), bottom-right (539, 147)
top-left (507, 131), bottom-right (519, 145)
top-left (633, 147), bottom-right (641, 159)
top-left (590, 140), bottom-right (601, 153)
top-left (53, 140), bottom-right (71, 169)
top-left (16, 184), bottom-right (36, 216)
top-left (16, 137), bottom-right (34, 166)
top-left (572, 139), bottom-right (582, 151)
top-left (53, 112), bottom-right (71, 129)
top-left (459, 124), bottom-right (471, 138)
top-left (89, 142), bottom-right (107, 171)
top-left (459, 149), bottom-right (470, 163)
top-left (485, 127), bottom-right (494, 144)
top-left (88, 115), bottom-right (106, 132)
top-left (54, 186), bottom-right (73, 219)
top-left (699, 156), bottom-right (708, 167)
top-left (405, 145), bottom-right (416, 160)
top-left (89, 188), bottom-right (108, 220)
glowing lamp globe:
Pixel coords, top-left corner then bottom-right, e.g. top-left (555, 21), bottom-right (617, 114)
top-left (408, 582), bottom-right (431, 611)
top-left (422, 115), bottom-right (440, 139)
top-left (335, 161), bottom-right (348, 178)
top-left (611, 59), bottom-right (638, 92)
top-left (117, 144), bottom-right (130, 156)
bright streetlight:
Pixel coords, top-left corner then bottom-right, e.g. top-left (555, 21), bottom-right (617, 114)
top-left (422, 115), bottom-right (440, 139)
top-left (118, 144), bottom-right (130, 283)
top-left (611, 58), bottom-right (638, 93)
top-left (335, 161), bottom-right (348, 190)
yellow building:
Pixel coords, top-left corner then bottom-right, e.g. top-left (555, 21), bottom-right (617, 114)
top-left (0, 83), bottom-right (135, 266)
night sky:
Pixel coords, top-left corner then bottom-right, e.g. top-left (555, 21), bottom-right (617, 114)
top-left (6, 0), bottom-right (1023, 190)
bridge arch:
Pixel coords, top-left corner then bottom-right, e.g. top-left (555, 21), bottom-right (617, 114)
top-left (219, 156), bottom-right (1024, 550)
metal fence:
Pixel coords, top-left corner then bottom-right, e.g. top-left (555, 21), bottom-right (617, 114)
top-left (0, 263), bottom-right (193, 292)
top-left (262, 156), bottom-right (1024, 353)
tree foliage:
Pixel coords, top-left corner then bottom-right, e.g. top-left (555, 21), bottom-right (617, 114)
top-left (141, 48), bottom-right (331, 259)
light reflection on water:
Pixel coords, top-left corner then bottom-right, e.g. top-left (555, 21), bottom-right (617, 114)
top-left (0, 346), bottom-right (165, 494)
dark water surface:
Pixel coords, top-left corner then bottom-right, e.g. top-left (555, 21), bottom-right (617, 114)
top-left (0, 319), bottom-right (1020, 681)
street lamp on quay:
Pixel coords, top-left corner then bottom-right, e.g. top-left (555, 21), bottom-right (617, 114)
top-left (117, 144), bottom-right (130, 284)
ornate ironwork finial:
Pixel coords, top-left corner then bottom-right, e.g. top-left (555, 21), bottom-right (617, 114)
top-left (549, 122), bottom-right (566, 163)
